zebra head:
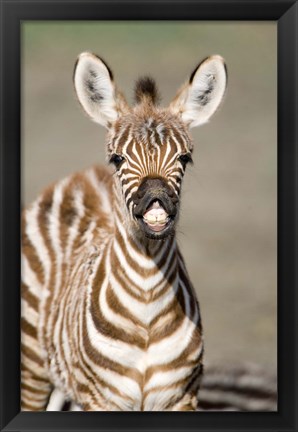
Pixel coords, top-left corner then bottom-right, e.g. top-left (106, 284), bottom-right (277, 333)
top-left (74, 53), bottom-right (227, 240)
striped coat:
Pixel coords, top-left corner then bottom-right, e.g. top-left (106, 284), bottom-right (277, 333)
top-left (21, 52), bottom-right (227, 411)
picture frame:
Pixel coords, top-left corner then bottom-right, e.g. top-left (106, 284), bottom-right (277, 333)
top-left (0, 1), bottom-right (297, 431)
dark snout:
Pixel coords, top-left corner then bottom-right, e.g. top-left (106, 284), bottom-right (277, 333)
top-left (133, 177), bottom-right (178, 217)
top-left (132, 177), bottom-right (179, 239)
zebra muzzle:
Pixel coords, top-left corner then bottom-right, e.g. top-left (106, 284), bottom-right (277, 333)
top-left (143, 201), bottom-right (170, 232)
top-left (132, 177), bottom-right (178, 237)
top-left (133, 196), bottom-right (177, 238)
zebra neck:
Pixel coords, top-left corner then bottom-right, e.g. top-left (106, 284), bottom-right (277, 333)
top-left (109, 207), bottom-right (179, 295)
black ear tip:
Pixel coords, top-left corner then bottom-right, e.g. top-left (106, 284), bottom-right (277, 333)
top-left (73, 52), bottom-right (114, 82)
top-left (223, 62), bottom-right (228, 84)
top-left (90, 53), bottom-right (114, 81)
top-left (73, 56), bottom-right (80, 84)
top-left (189, 57), bottom-right (210, 84)
top-left (189, 56), bottom-right (227, 84)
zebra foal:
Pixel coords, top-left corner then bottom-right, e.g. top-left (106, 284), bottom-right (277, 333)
top-left (21, 52), bottom-right (227, 411)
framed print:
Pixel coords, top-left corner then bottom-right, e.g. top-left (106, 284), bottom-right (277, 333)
top-left (0, 1), bottom-right (297, 432)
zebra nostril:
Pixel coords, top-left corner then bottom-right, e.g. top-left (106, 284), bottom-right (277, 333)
top-left (132, 190), bottom-right (144, 206)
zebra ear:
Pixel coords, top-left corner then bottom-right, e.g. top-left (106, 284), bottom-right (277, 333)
top-left (170, 55), bottom-right (227, 128)
top-left (74, 52), bottom-right (126, 128)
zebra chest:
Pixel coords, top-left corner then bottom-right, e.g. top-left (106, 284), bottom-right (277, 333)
top-left (82, 264), bottom-right (200, 410)
top-left (79, 324), bottom-right (198, 411)
top-left (46, 252), bottom-right (201, 410)
top-left (83, 298), bottom-right (200, 410)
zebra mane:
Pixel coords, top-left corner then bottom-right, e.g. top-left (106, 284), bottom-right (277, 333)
top-left (134, 76), bottom-right (161, 106)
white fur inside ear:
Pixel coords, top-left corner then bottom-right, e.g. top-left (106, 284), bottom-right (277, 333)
top-left (177, 56), bottom-right (227, 128)
top-left (74, 52), bottom-right (118, 127)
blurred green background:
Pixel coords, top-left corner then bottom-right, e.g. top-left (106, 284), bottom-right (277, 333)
top-left (22, 22), bottom-right (277, 372)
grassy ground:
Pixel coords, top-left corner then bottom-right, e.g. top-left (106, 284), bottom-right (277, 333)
top-left (22, 21), bottom-right (277, 371)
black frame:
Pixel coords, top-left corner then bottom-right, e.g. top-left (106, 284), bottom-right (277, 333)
top-left (0, 1), bottom-right (297, 431)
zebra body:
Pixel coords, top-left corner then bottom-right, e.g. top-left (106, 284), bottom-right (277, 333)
top-left (23, 166), bottom-right (202, 411)
top-left (21, 53), bottom-right (227, 411)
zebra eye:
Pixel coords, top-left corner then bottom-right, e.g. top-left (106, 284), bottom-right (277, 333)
top-left (178, 153), bottom-right (193, 167)
top-left (109, 154), bottom-right (125, 169)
